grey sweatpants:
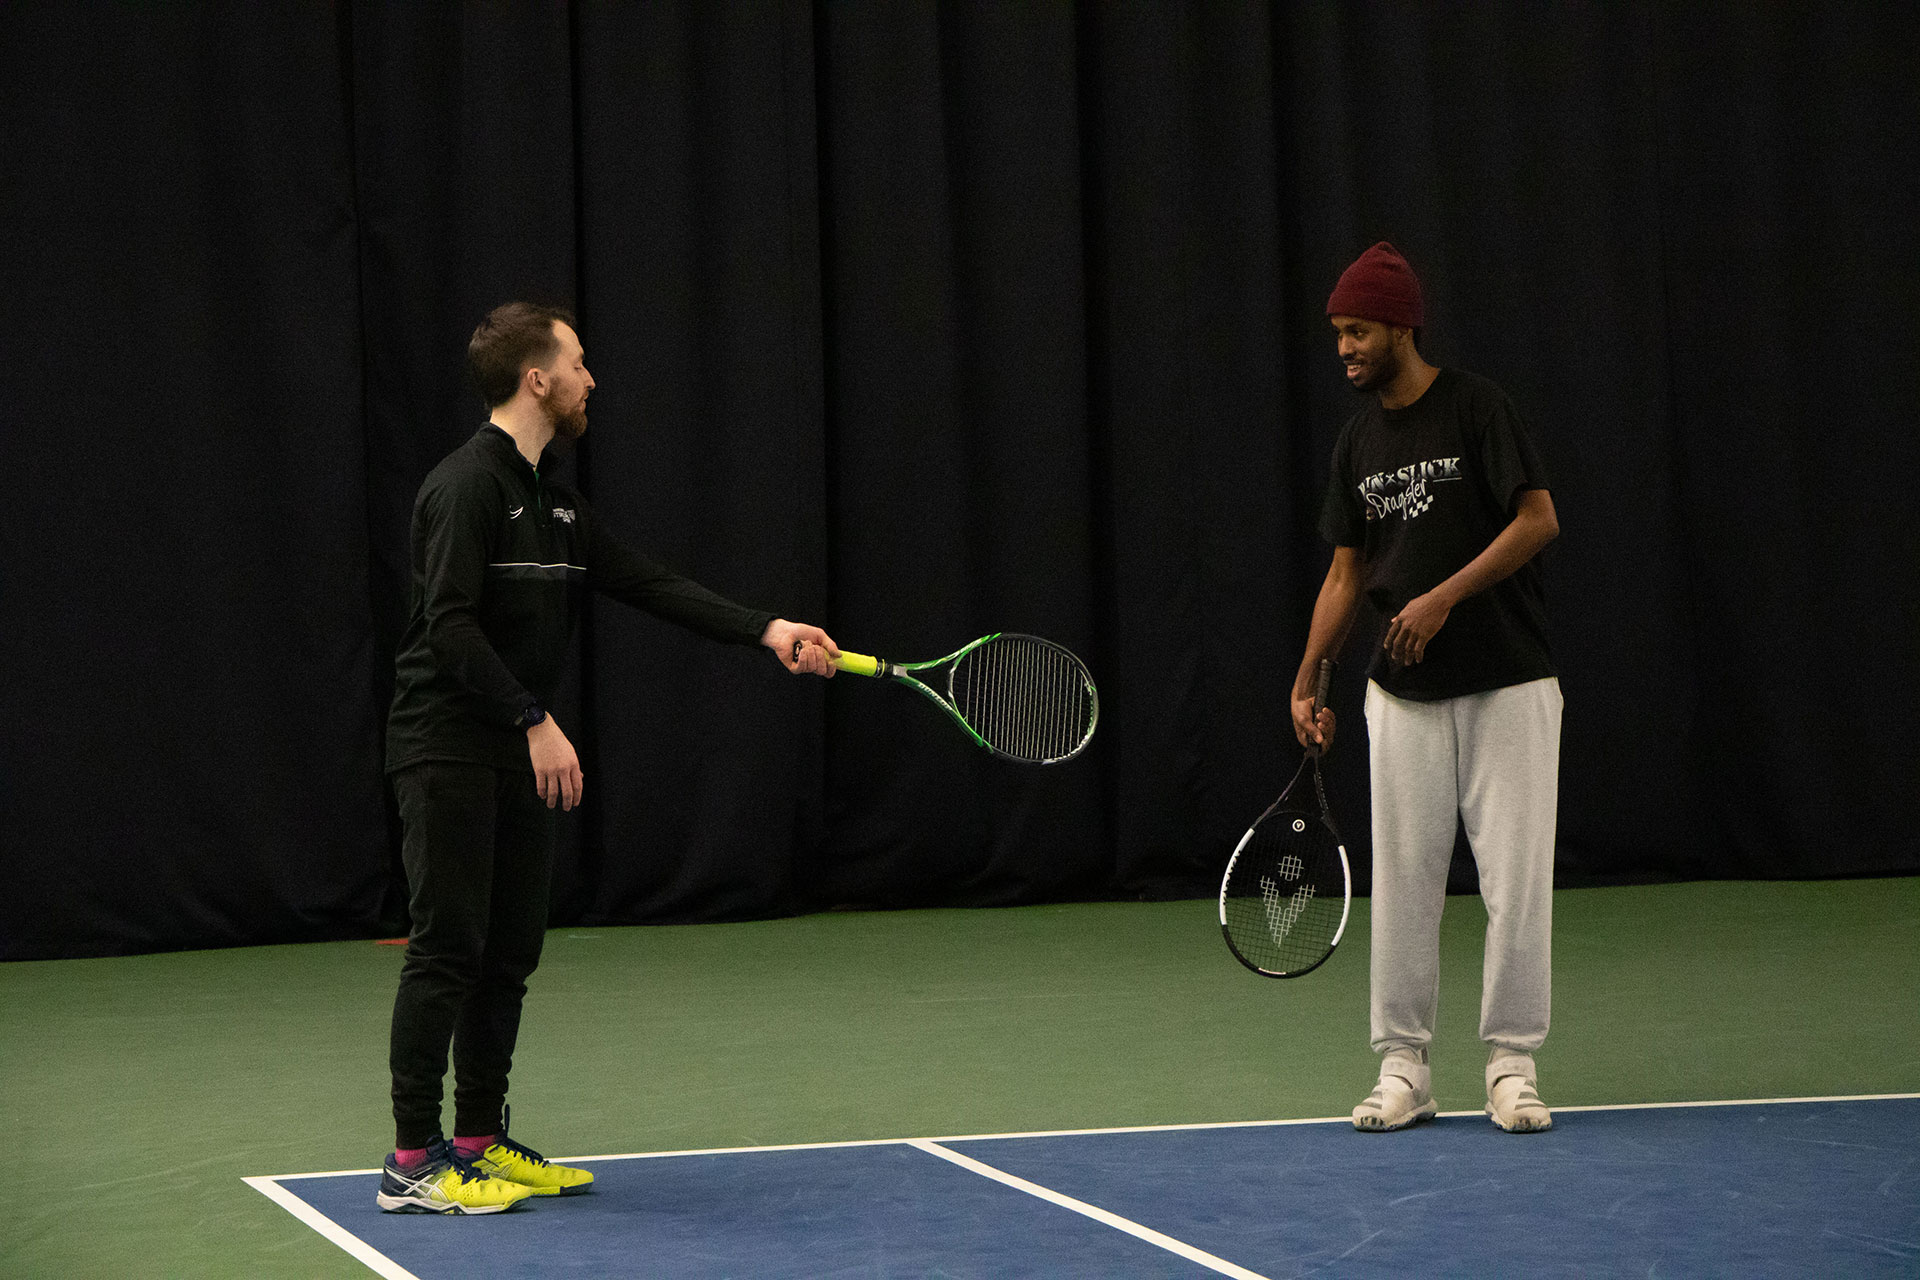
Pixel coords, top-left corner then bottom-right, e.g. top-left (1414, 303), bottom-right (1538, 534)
top-left (1364, 676), bottom-right (1562, 1056)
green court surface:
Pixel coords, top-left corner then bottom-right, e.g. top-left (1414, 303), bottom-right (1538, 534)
top-left (3, 879), bottom-right (1915, 1278)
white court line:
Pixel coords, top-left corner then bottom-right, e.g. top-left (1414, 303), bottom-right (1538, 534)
top-left (909, 1138), bottom-right (1272, 1280)
top-left (1537, 1092), bottom-right (1920, 1114)
top-left (241, 1176), bottom-right (423, 1280)
top-left (856, 1091), bottom-right (1920, 1146)
top-left (1424, 1091), bottom-right (1920, 1122)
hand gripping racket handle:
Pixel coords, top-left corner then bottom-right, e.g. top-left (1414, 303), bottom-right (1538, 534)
top-left (1305, 657), bottom-right (1336, 760)
top-left (791, 639), bottom-right (884, 678)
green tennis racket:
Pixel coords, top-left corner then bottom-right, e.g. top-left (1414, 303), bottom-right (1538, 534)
top-left (809, 633), bottom-right (1099, 764)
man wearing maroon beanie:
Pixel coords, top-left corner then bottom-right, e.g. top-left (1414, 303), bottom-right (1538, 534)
top-left (1292, 243), bottom-right (1564, 1134)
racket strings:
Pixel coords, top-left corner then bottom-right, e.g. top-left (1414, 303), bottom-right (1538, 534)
top-left (1221, 819), bottom-right (1345, 974)
top-left (951, 637), bottom-right (1095, 764)
top-left (1259, 873), bottom-right (1315, 939)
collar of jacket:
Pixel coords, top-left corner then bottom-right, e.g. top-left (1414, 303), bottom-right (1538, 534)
top-left (475, 423), bottom-right (547, 472)
top-left (475, 424), bottom-right (553, 526)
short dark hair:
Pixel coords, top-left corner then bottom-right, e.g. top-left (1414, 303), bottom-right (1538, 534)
top-left (468, 302), bottom-right (577, 408)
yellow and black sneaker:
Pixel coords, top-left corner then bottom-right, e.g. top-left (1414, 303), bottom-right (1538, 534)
top-left (469, 1107), bottom-right (595, 1197)
top-left (375, 1139), bottom-right (534, 1214)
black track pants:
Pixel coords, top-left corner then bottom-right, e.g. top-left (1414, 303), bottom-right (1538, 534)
top-left (388, 761), bottom-right (554, 1150)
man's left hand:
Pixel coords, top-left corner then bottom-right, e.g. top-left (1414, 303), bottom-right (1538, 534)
top-left (1384, 590), bottom-right (1453, 665)
top-left (762, 618), bottom-right (840, 677)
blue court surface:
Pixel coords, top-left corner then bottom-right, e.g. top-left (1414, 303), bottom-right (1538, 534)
top-left (251, 1095), bottom-right (1920, 1278)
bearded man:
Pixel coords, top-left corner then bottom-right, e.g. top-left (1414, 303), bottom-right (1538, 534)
top-left (377, 302), bottom-right (838, 1212)
top-left (1292, 245), bottom-right (1564, 1135)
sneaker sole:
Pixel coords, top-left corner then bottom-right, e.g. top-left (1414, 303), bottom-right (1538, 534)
top-left (1353, 1103), bottom-right (1437, 1132)
top-left (1486, 1108), bottom-right (1553, 1133)
top-left (375, 1192), bottom-right (525, 1214)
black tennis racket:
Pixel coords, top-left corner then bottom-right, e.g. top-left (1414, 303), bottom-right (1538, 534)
top-left (804, 632), bottom-right (1099, 765)
top-left (1219, 658), bottom-right (1351, 977)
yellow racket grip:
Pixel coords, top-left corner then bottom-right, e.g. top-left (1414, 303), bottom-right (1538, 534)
top-left (831, 650), bottom-right (884, 678)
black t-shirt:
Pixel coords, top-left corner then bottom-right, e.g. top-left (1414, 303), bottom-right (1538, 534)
top-left (1319, 368), bottom-right (1554, 701)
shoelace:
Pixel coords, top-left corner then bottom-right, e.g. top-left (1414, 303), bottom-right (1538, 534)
top-left (491, 1133), bottom-right (550, 1168)
top-left (435, 1144), bottom-right (491, 1185)
top-left (493, 1104), bottom-right (551, 1168)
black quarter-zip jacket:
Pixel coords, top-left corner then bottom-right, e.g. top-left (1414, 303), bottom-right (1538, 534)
top-left (385, 425), bottom-right (775, 773)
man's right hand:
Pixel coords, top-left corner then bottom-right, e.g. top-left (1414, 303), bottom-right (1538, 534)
top-left (529, 717), bottom-right (583, 810)
top-left (1291, 690), bottom-right (1336, 757)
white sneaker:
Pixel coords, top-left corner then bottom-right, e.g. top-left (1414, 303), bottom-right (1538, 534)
top-left (1352, 1047), bottom-right (1437, 1131)
top-left (1486, 1048), bottom-right (1552, 1133)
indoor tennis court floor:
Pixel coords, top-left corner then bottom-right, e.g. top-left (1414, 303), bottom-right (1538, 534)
top-left (255, 1095), bottom-right (1919, 1278)
top-left (11, 885), bottom-right (1917, 1276)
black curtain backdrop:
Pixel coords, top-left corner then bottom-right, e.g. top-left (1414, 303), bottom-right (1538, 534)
top-left (3, 3), bottom-right (1915, 960)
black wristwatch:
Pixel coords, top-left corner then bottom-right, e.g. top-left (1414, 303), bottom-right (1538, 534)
top-left (516, 704), bottom-right (547, 730)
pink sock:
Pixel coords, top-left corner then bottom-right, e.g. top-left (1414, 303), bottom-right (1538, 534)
top-left (393, 1146), bottom-right (430, 1170)
top-left (453, 1134), bottom-right (496, 1159)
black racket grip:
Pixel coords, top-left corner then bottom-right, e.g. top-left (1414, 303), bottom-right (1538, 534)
top-left (1312, 658), bottom-right (1336, 714)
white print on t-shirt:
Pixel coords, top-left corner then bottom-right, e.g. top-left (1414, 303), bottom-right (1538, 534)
top-left (552, 507), bottom-right (576, 524)
top-left (1357, 457), bottom-right (1463, 521)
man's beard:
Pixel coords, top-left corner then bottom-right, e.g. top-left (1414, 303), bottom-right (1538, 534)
top-left (549, 397), bottom-right (588, 440)
top-left (1345, 348), bottom-right (1401, 394)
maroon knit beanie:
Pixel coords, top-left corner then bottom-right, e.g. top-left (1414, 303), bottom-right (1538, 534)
top-left (1326, 241), bottom-right (1424, 328)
